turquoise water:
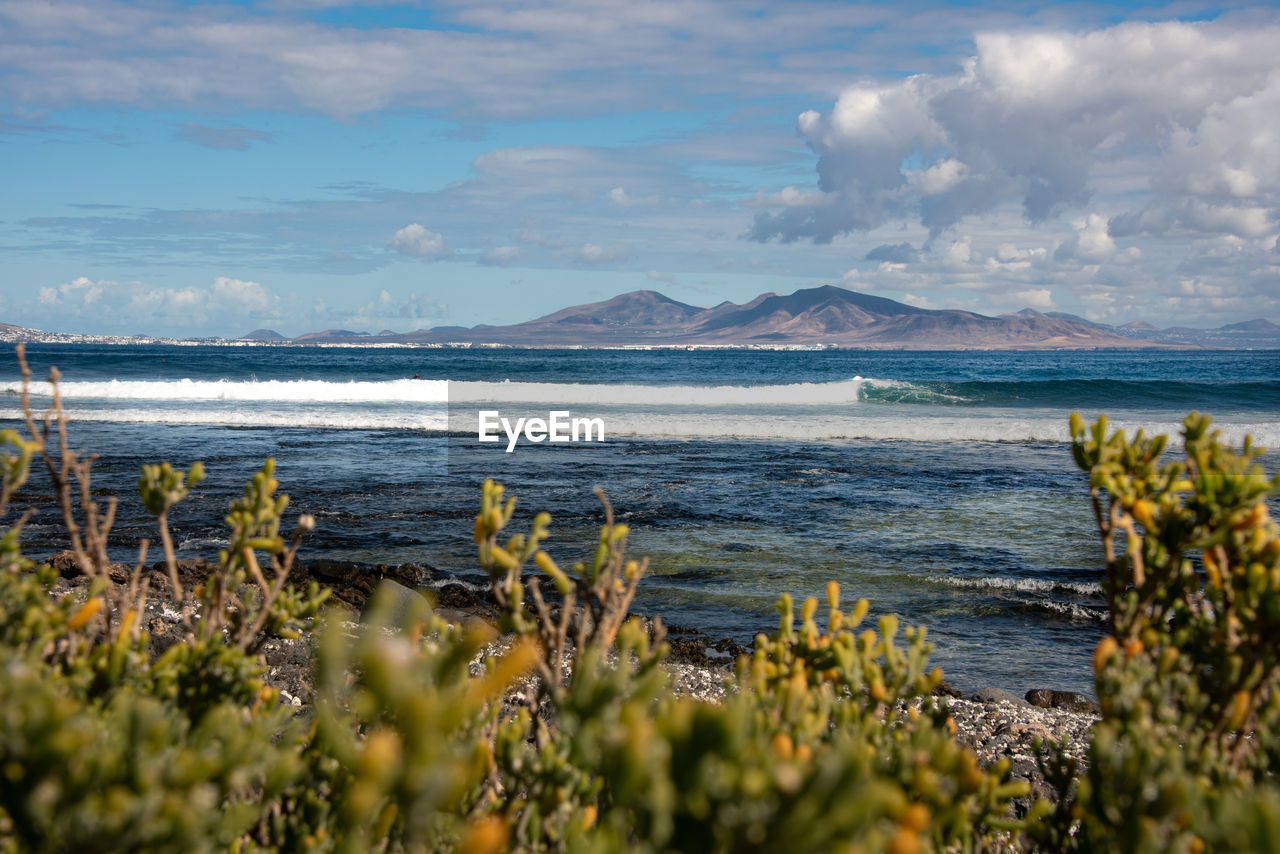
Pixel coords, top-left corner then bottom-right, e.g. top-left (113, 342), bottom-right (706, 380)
top-left (3, 344), bottom-right (1277, 695)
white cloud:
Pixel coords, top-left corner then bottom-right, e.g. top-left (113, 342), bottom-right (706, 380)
top-left (390, 224), bottom-right (452, 260)
top-left (751, 19), bottom-right (1280, 244)
top-left (211, 276), bottom-right (275, 312)
top-left (747, 185), bottom-right (830, 209)
top-left (26, 275), bottom-right (282, 332)
top-left (994, 243), bottom-right (1045, 264)
top-left (945, 237), bottom-right (971, 265)
top-left (343, 289), bottom-right (445, 331)
top-left (1110, 199), bottom-right (1272, 240)
top-left (910, 158), bottom-right (968, 195)
top-left (1055, 214), bottom-right (1117, 264)
top-left (1012, 287), bottom-right (1053, 308)
top-left (38, 276), bottom-right (104, 306)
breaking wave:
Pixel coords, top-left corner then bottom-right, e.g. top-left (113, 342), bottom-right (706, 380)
top-left (6, 378), bottom-right (450, 403)
top-left (3, 376), bottom-right (1276, 446)
top-left (922, 575), bottom-right (1103, 596)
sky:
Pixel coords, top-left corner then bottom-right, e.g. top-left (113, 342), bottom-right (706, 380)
top-left (2, 0), bottom-right (1279, 338)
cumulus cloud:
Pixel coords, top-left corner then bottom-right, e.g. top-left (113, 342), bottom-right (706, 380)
top-left (39, 276), bottom-right (104, 306)
top-left (31, 275), bottom-right (282, 332)
top-left (390, 224), bottom-right (453, 260)
top-left (1011, 287), bottom-right (1053, 308)
top-left (1109, 200), bottom-right (1272, 240)
top-left (1054, 214), bottom-right (1115, 263)
top-left (343, 289), bottom-right (445, 331)
top-left (211, 276), bottom-right (275, 312)
top-left (751, 19), bottom-right (1280, 245)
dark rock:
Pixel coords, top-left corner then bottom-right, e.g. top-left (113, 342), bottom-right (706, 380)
top-left (969, 687), bottom-right (1030, 706)
top-left (1025, 688), bottom-right (1054, 708)
top-left (664, 634), bottom-right (747, 669)
top-left (47, 550), bottom-right (81, 576)
top-left (148, 558), bottom-right (220, 596)
top-left (47, 549), bottom-right (132, 583)
top-left (261, 637), bottom-right (314, 707)
top-left (932, 678), bottom-right (963, 698)
top-left (263, 637), bottom-right (311, 671)
top-left (290, 559), bottom-right (430, 610)
top-left (998, 721), bottom-right (1053, 742)
top-left (1008, 757), bottom-right (1057, 816)
top-left (147, 615), bottom-right (181, 657)
top-left (1026, 689), bottom-right (1098, 714)
top-left (430, 580), bottom-right (490, 611)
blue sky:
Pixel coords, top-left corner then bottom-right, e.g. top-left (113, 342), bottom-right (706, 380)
top-left (2, 0), bottom-right (1278, 337)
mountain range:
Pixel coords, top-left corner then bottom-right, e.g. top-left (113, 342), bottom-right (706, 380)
top-left (243, 285), bottom-right (1278, 349)
top-left (3, 286), bottom-right (1277, 349)
top-left (1040, 311), bottom-right (1280, 349)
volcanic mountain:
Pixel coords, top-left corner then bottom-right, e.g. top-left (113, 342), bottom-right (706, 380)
top-left (4, 285), bottom-right (1270, 348)
top-left (395, 285), bottom-right (1165, 349)
top-left (240, 328), bottom-right (289, 341)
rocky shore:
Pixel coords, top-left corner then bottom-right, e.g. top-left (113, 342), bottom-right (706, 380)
top-left (50, 555), bottom-right (1099, 809)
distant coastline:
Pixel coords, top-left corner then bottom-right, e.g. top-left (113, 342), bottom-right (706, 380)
top-left (5, 284), bottom-right (1279, 350)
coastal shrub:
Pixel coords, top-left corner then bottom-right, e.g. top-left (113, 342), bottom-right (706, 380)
top-left (34, 344), bottom-right (1280, 852)
top-left (0, 348), bottom-right (553, 853)
top-left (0, 365), bottom-right (308, 851)
top-left (474, 477), bottom-right (1027, 852)
top-left (1026, 413), bottom-right (1280, 852)
top-left (261, 590), bottom-right (537, 854)
top-left (0, 342), bottom-right (1028, 853)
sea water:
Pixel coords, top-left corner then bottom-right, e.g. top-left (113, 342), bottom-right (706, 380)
top-left (3, 344), bottom-right (1277, 695)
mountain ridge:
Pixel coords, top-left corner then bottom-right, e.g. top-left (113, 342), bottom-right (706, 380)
top-left (362, 286), bottom-right (1194, 349)
top-left (3, 286), bottom-right (1277, 349)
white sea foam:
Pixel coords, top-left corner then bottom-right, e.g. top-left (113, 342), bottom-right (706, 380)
top-left (178, 536), bottom-right (230, 551)
top-left (4, 376), bottom-right (1277, 445)
top-left (448, 377), bottom-right (888, 405)
top-left (1035, 601), bottom-right (1109, 621)
top-left (923, 575), bottom-right (1104, 596)
top-left (0, 406), bottom-right (449, 431)
top-left (7, 403), bottom-right (1276, 445)
top-left (922, 575), bottom-right (1107, 621)
top-left (422, 576), bottom-right (488, 593)
top-left (6, 378), bottom-right (450, 403)
top-left (5, 376), bottom-right (901, 406)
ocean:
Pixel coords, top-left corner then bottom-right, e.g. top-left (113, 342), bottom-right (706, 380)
top-left (3, 344), bottom-right (1278, 696)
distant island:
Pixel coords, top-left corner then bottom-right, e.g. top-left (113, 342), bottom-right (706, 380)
top-left (5, 285), bottom-right (1280, 350)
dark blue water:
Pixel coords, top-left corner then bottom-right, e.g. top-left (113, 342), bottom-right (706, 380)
top-left (11, 345), bottom-right (1277, 411)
